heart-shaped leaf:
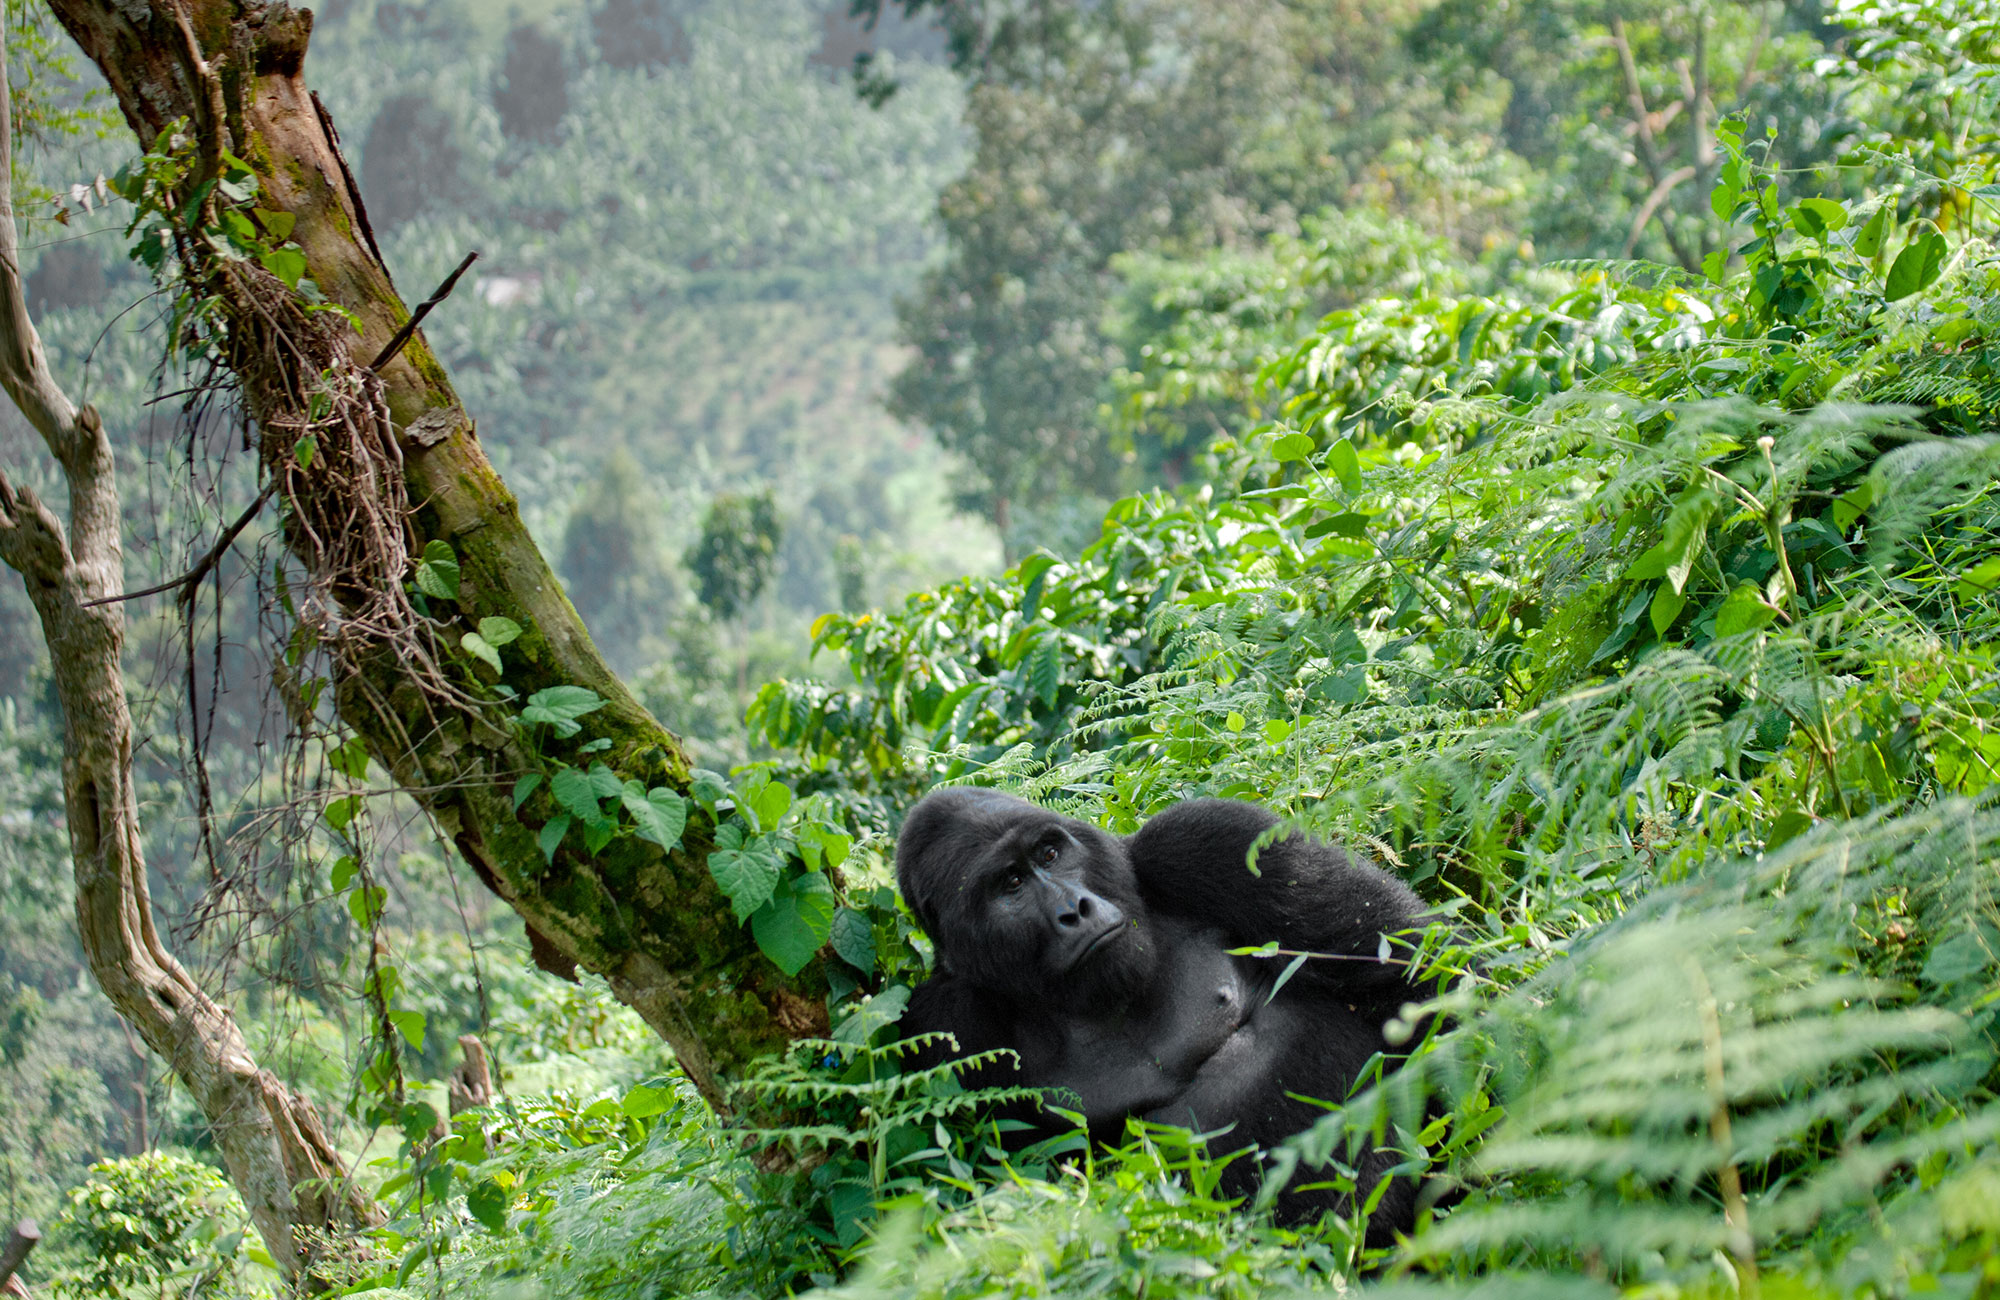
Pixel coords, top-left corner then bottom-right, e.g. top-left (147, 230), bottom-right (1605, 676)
top-left (415, 539), bottom-right (460, 601)
top-left (710, 838), bottom-right (783, 922)
top-left (752, 873), bottom-right (835, 976)
top-left (623, 787), bottom-right (688, 851)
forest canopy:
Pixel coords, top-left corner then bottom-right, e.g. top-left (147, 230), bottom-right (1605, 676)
top-left (0, 0), bottom-right (1996, 1298)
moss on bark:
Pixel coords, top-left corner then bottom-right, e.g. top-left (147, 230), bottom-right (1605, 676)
top-left (46, 0), bottom-right (829, 1110)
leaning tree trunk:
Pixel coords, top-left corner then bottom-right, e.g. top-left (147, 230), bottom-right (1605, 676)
top-left (44, 0), bottom-right (829, 1109)
top-left (0, 18), bottom-right (376, 1283)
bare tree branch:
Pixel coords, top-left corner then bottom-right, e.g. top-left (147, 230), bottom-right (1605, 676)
top-left (1690, 6), bottom-right (1713, 261)
top-left (45, 0), bottom-right (834, 1112)
top-left (1624, 164), bottom-right (1698, 258)
top-left (0, 18), bottom-right (378, 1287)
top-left (1610, 15), bottom-right (1699, 271)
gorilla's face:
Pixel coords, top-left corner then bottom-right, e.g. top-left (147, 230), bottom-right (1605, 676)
top-left (896, 788), bottom-right (1155, 1008)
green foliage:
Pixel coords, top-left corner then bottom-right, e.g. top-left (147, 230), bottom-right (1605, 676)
top-left (1104, 210), bottom-right (1476, 460)
top-left (13, 2), bottom-right (2000, 1296)
top-left (105, 126), bottom-right (349, 355)
top-left (336, 1069), bottom-right (807, 1299)
top-left (688, 488), bottom-right (783, 621)
top-left (825, 1124), bottom-right (1358, 1299)
top-left (746, 86), bottom-right (2000, 1293)
top-left (887, 0), bottom-right (1445, 541)
top-left (53, 1152), bottom-right (272, 1298)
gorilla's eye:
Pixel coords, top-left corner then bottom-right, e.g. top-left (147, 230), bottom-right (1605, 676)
top-left (1036, 842), bottom-right (1060, 867)
top-left (1000, 870), bottom-right (1026, 893)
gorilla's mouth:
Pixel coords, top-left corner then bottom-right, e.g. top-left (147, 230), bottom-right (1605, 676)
top-left (1070, 922), bottom-right (1126, 969)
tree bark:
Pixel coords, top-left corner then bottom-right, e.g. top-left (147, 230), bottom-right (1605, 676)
top-left (42, 0), bottom-right (828, 1110)
top-left (0, 19), bottom-right (376, 1283)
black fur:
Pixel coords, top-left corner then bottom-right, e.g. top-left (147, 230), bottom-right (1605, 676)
top-left (896, 788), bottom-right (1435, 1242)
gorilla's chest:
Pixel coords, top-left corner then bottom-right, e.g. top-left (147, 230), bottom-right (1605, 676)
top-left (1029, 924), bottom-right (1285, 1127)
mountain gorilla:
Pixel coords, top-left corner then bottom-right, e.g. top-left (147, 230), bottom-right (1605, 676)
top-left (896, 787), bottom-right (1436, 1241)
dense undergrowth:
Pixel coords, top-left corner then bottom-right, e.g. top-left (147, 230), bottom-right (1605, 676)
top-left (11, 4), bottom-right (2000, 1299)
top-left (389, 90), bottom-right (2000, 1300)
top-left (300, 89), bottom-right (2000, 1300)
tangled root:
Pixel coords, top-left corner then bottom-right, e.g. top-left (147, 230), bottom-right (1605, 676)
top-left (220, 263), bottom-right (478, 752)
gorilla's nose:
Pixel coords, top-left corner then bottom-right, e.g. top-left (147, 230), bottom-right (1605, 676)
top-left (1058, 892), bottom-right (1099, 927)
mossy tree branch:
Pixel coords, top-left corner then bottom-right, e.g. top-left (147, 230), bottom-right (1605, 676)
top-left (43, 0), bottom-right (829, 1112)
top-left (0, 14), bottom-right (377, 1283)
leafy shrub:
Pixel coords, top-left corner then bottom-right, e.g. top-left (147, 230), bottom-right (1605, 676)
top-left (54, 1151), bottom-right (271, 1298)
top-left (743, 100), bottom-right (2000, 1295)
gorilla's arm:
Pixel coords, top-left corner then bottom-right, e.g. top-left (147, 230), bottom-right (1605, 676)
top-left (902, 975), bottom-right (1022, 1083)
top-left (1126, 798), bottom-right (1429, 1003)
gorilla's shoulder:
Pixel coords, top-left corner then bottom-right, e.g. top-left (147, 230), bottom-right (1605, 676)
top-left (1128, 798), bottom-right (1282, 855)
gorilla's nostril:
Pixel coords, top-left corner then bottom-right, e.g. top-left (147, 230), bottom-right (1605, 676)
top-left (1057, 912), bottom-right (1080, 927)
top-left (1077, 895), bottom-right (1095, 917)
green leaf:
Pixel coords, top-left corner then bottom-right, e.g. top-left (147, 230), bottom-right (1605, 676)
top-left (1853, 204), bottom-right (1891, 258)
top-left (833, 984), bottom-right (910, 1044)
top-left (623, 787), bottom-right (688, 851)
top-left (587, 763), bottom-right (623, 801)
top-left (1832, 482), bottom-right (1874, 531)
top-left (519, 685), bottom-right (605, 737)
top-left (1956, 556), bottom-right (2000, 600)
top-left (293, 433), bottom-right (317, 469)
top-left (1715, 583), bottom-right (1780, 638)
top-left (1790, 197), bottom-right (1848, 238)
top-left (1270, 432), bottom-right (1315, 462)
top-left (348, 884), bottom-right (386, 928)
top-left (583, 817), bottom-right (615, 856)
top-left (745, 777), bottom-right (793, 833)
top-left (1922, 931), bottom-right (1992, 986)
top-left (461, 632), bottom-right (501, 673)
top-left (328, 736), bottom-right (371, 780)
top-left (1649, 582), bottom-right (1687, 639)
top-left (621, 1084), bottom-right (674, 1119)
top-left (689, 769), bottom-right (731, 811)
top-left (329, 854), bottom-right (358, 891)
top-left (414, 539), bottom-right (460, 601)
top-left (551, 767), bottom-right (603, 821)
top-left (1710, 157), bottom-right (1748, 219)
top-left (1622, 489), bottom-right (1714, 594)
top-left (1027, 634), bottom-right (1062, 707)
top-left (465, 1180), bottom-right (509, 1234)
top-left (260, 246), bottom-right (307, 290)
top-left (1624, 543), bottom-right (1673, 581)
top-left (1885, 226), bottom-right (1948, 301)
top-left (478, 616), bottom-right (522, 648)
top-left (538, 815), bottom-right (571, 864)
top-left (1303, 511), bottom-right (1369, 539)
top-left (325, 794), bottom-right (362, 833)
top-left (831, 906), bottom-right (875, 973)
top-left (797, 822), bottom-right (851, 871)
top-left (254, 208), bottom-right (297, 242)
top-left (1267, 951), bottom-right (1310, 1004)
top-left (752, 873), bottom-right (836, 976)
top-left (710, 838), bottom-right (784, 922)
top-left (511, 773), bottom-right (543, 812)
top-left (395, 1241), bottom-right (433, 1286)
top-left (1589, 587), bottom-right (1655, 664)
top-left (397, 1100), bottom-right (439, 1143)
top-left (1327, 439), bottom-right (1363, 494)
top-left (387, 1009), bottom-right (426, 1051)
top-left (1701, 248), bottom-right (1729, 285)
top-left (1016, 552), bottom-right (1057, 618)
